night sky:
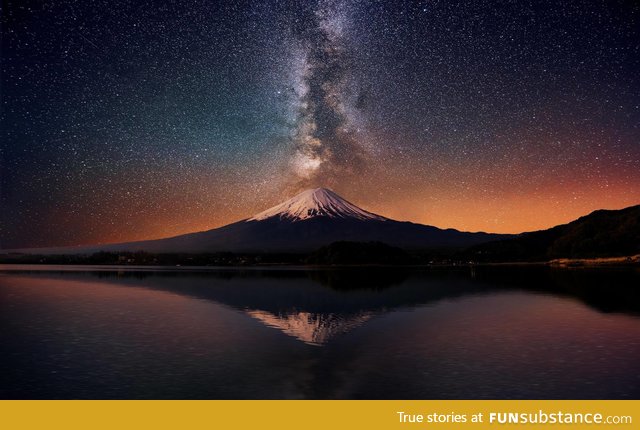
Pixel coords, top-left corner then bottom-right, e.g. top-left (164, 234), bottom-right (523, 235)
top-left (2, 0), bottom-right (639, 249)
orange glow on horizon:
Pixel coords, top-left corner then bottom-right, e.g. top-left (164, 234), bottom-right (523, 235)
top-left (75, 182), bottom-right (640, 248)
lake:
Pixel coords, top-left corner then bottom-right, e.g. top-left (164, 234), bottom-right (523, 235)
top-left (1, 265), bottom-right (639, 399)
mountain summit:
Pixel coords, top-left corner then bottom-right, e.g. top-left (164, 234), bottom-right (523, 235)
top-left (248, 188), bottom-right (386, 222)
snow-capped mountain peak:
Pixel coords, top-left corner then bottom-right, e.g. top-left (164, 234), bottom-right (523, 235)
top-left (247, 188), bottom-right (387, 222)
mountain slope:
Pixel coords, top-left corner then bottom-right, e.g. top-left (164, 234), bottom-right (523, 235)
top-left (5, 188), bottom-right (508, 254)
top-left (465, 205), bottom-right (640, 261)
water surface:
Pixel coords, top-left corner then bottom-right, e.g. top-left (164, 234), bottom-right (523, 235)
top-left (1, 265), bottom-right (639, 399)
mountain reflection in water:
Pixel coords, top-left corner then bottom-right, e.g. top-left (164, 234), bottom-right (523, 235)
top-left (1, 266), bottom-right (639, 399)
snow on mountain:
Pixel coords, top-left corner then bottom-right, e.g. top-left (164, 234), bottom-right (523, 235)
top-left (245, 309), bottom-right (374, 346)
top-left (247, 188), bottom-right (387, 222)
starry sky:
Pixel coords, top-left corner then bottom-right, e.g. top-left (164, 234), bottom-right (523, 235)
top-left (1, 0), bottom-right (639, 249)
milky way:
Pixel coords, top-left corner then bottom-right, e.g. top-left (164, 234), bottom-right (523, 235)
top-left (1, 0), bottom-right (639, 248)
top-left (287, 0), bottom-right (369, 189)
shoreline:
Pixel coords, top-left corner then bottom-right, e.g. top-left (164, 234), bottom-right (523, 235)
top-left (0, 254), bottom-right (638, 272)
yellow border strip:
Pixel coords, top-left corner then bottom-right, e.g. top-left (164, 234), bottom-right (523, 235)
top-left (1, 400), bottom-right (637, 430)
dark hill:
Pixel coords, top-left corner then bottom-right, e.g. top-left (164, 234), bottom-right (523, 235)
top-left (465, 205), bottom-right (640, 262)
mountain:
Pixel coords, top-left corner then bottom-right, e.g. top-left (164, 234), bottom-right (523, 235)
top-left (465, 204), bottom-right (640, 262)
top-left (5, 188), bottom-right (508, 255)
